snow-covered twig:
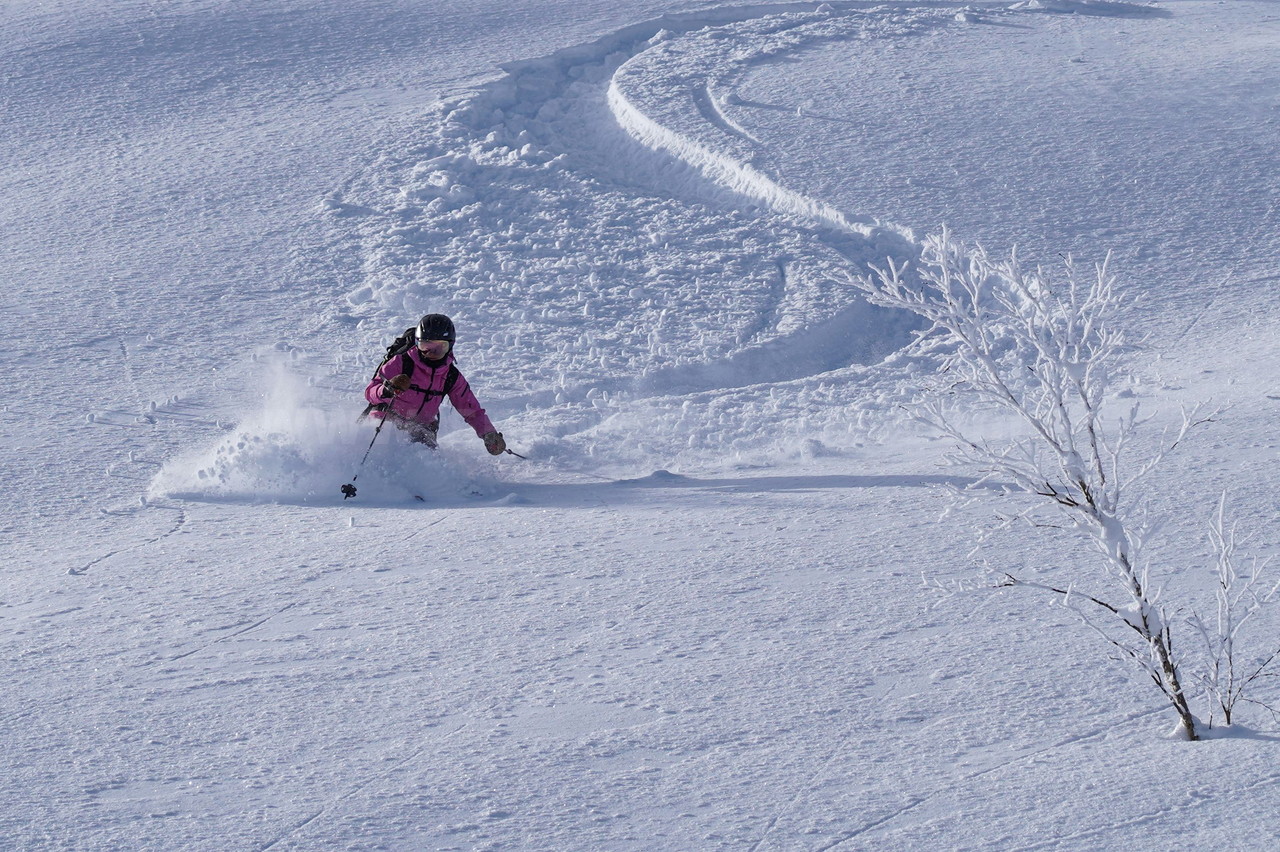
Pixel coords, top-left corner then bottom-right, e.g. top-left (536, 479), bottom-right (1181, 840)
top-left (1188, 493), bottom-right (1280, 727)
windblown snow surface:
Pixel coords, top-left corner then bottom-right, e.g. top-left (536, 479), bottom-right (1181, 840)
top-left (4, 0), bottom-right (1280, 848)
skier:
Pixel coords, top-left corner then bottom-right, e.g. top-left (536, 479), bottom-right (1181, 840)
top-left (363, 313), bottom-right (506, 455)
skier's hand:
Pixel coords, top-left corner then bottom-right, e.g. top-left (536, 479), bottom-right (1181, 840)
top-left (483, 431), bottom-right (506, 456)
top-left (382, 374), bottom-right (411, 398)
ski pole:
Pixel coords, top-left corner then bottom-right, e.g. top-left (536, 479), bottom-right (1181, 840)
top-left (341, 417), bottom-right (388, 499)
top-left (505, 448), bottom-right (529, 460)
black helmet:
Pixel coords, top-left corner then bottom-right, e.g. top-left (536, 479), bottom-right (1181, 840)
top-left (417, 313), bottom-right (455, 343)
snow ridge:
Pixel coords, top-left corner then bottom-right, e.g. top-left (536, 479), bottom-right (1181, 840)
top-left (606, 78), bottom-right (882, 239)
top-left (607, 58), bottom-right (916, 261)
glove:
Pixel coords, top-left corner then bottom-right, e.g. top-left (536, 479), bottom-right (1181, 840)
top-left (381, 374), bottom-right (411, 398)
top-left (483, 431), bottom-right (506, 456)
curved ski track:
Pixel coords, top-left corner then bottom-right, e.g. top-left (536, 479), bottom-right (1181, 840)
top-left (330, 4), bottom-right (961, 454)
top-left (321, 1), bottom-right (1171, 471)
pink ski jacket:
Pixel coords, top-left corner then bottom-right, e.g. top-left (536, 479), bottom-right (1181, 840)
top-left (363, 350), bottom-right (495, 438)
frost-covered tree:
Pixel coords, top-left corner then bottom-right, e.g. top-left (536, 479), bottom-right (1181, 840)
top-left (855, 229), bottom-right (1276, 740)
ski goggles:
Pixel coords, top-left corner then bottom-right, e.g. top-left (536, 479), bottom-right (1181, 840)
top-left (416, 338), bottom-right (451, 357)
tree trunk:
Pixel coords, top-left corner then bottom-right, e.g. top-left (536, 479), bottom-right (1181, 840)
top-left (1153, 633), bottom-right (1199, 740)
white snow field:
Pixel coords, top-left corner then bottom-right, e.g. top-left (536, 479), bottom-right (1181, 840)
top-left (4, 0), bottom-right (1280, 848)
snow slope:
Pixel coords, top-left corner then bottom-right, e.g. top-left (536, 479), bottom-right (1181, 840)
top-left (4, 0), bottom-right (1280, 849)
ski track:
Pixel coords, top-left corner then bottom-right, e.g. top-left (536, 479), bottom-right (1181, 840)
top-left (814, 706), bottom-right (1173, 851)
top-left (253, 716), bottom-right (470, 852)
top-left (108, 274), bottom-right (148, 415)
top-left (253, 717), bottom-right (471, 852)
top-left (745, 619), bottom-right (972, 851)
top-left (746, 726), bottom-right (855, 852)
top-left (322, 2), bottom-right (950, 471)
top-left (1012, 768), bottom-right (1280, 851)
top-left (316, 0), bottom-right (1170, 477)
top-left (167, 602), bottom-right (300, 662)
top-left (67, 503), bottom-right (188, 576)
top-left (692, 81), bottom-right (763, 147)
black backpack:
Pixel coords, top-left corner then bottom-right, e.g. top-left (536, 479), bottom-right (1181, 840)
top-left (380, 325), bottom-right (419, 364)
